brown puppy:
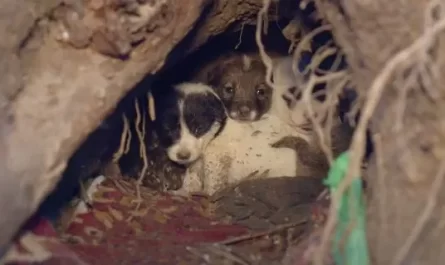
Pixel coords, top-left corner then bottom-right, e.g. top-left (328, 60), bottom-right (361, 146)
top-left (193, 52), bottom-right (272, 122)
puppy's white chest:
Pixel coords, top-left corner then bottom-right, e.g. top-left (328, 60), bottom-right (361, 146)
top-left (179, 115), bottom-right (309, 196)
top-left (224, 119), bottom-right (297, 181)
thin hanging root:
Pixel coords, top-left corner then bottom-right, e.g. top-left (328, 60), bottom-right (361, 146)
top-left (123, 115), bottom-right (132, 155)
top-left (302, 72), bottom-right (348, 165)
top-left (256, 0), bottom-right (346, 166)
top-left (256, 0), bottom-right (274, 88)
top-left (292, 25), bottom-right (348, 165)
top-left (148, 91), bottom-right (156, 122)
top-left (235, 22), bottom-right (246, 49)
top-left (132, 98), bottom-right (149, 206)
top-left (112, 114), bottom-right (131, 163)
top-left (292, 24), bottom-right (333, 77)
top-left (309, 46), bottom-right (337, 75)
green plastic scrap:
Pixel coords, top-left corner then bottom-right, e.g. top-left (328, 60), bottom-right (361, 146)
top-left (323, 152), bottom-right (370, 265)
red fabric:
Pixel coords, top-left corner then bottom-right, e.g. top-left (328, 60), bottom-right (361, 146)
top-left (5, 178), bottom-right (248, 265)
top-left (5, 178), bottom-right (330, 265)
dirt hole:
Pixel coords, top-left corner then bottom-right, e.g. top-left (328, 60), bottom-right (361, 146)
top-left (32, 3), bottom-right (372, 264)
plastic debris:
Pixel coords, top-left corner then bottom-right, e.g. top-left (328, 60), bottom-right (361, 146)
top-left (323, 152), bottom-right (369, 265)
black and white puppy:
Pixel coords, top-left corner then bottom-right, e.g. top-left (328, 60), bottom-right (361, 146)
top-left (152, 82), bottom-right (227, 165)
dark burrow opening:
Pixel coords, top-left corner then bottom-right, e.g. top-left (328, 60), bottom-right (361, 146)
top-left (32, 4), bottom-right (374, 261)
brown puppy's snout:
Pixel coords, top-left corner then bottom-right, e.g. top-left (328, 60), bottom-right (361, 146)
top-left (238, 105), bottom-right (251, 117)
top-left (229, 104), bottom-right (256, 121)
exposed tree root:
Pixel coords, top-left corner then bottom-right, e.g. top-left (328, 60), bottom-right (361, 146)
top-left (132, 98), bottom-right (149, 207)
top-left (112, 114), bottom-right (131, 163)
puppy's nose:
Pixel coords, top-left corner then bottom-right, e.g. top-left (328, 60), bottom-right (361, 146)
top-left (238, 105), bottom-right (251, 117)
top-left (177, 149), bottom-right (191, 161)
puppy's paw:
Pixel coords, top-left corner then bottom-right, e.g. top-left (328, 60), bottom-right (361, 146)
top-left (271, 136), bottom-right (308, 149)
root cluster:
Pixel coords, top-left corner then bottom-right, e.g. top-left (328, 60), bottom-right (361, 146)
top-left (256, 0), bottom-right (445, 264)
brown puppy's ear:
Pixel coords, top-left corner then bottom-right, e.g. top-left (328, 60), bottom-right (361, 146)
top-left (202, 64), bottom-right (224, 87)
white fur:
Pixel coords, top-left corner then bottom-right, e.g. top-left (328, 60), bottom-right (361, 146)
top-left (166, 82), bottom-right (223, 165)
top-left (229, 110), bottom-right (238, 119)
top-left (229, 109), bottom-right (258, 122)
top-left (249, 110), bottom-right (257, 121)
top-left (172, 58), bottom-right (332, 196)
top-left (175, 82), bottom-right (218, 97)
top-left (175, 113), bottom-right (312, 196)
top-left (242, 54), bottom-right (252, 71)
top-left (75, 175), bottom-right (106, 215)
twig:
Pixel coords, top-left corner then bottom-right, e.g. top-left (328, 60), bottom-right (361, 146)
top-left (390, 162), bottom-right (445, 265)
top-left (314, 13), bottom-right (445, 265)
top-left (187, 244), bottom-right (249, 265)
top-left (316, 188), bottom-right (329, 201)
top-left (185, 245), bottom-right (209, 262)
top-left (217, 219), bottom-right (307, 245)
top-left (205, 245), bottom-right (250, 265)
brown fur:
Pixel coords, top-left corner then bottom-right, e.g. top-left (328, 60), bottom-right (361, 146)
top-left (271, 121), bottom-right (353, 178)
top-left (193, 52), bottom-right (272, 121)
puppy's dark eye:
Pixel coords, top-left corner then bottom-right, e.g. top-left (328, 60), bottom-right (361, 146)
top-left (256, 85), bottom-right (267, 99)
top-left (224, 85), bottom-right (234, 95)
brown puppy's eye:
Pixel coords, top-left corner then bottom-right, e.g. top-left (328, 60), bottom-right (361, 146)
top-left (223, 85), bottom-right (234, 95)
top-left (256, 85), bottom-right (267, 99)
